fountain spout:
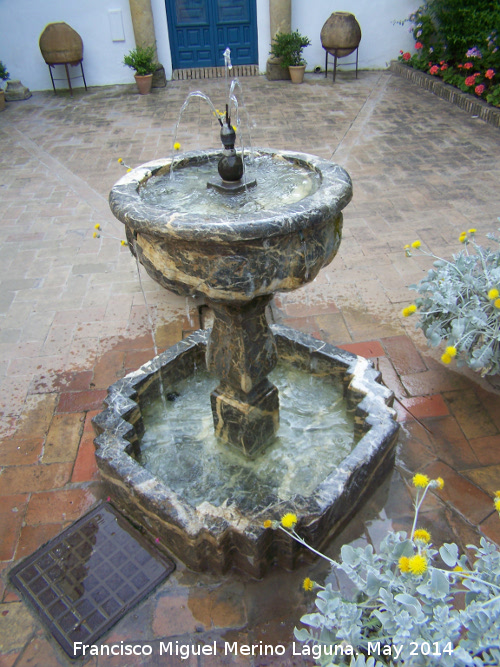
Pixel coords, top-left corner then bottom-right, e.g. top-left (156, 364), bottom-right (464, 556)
top-left (207, 105), bottom-right (256, 194)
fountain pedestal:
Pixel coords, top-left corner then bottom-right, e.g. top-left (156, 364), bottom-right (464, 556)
top-left (207, 296), bottom-right (279, 457)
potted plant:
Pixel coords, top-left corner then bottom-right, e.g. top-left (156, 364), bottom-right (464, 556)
top-left (123, 44), bottom-right (157, 95)
top-left (269, 30), bottom-right (311, 83)
top-left (0, 61), bottom-right (10, 111)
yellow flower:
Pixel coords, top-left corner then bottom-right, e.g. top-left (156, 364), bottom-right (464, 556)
top-left (413, 473), bottom-right (430, 488)
top-left (453, 565), bottom-right (463, 572)
top-left (263, 519), bottom-right (272, 529)
top-left (459, 232), bottom-right (467, 243)
top-left (411, 240), bottom-right (421, 249)
top-left (173, 142), bottom-right (181, 150)
top-left (402, 304), bottom-right (417, 317)
top-left (468, 228), bottom-right (477, 234)
top-left (404, 244), bottom-right (410, 249)
top-left (435, 477), bottom-right (444, 489)
top-left (441, 352), bottom-right (452, 364)
top-left (120, 240), bottom-right (128, 246)
top-left (495, 491), bottom-right (500, 498)
top-left (408, 554), bottom-right (428, 575)
top-left (303, 577), bottom-right (314, 591)
top-left (117, 157), bottom-right (123, 163)
top-left (494, 497), bottom-right (500, 514)
top-left (494, 298), bottom-right (500, 309)
top-left (126, 168), bottom-right (132, 173)
top-left (398, 556), bottom-right (410, 573)
top-left (413, 529), bottom-right (431, 543)
top-left (94, 223), bottom-right (101, 230)
top-left (488, 288), bottom-right (499, 300)
top-left (445, 346), bottom-right (457, 357)
top-left (92, 231), bottom-right (99, 239)
top-left (281, 513), bottom-right (298, 529)
top-left (232, 125), bottom-right (237, 132)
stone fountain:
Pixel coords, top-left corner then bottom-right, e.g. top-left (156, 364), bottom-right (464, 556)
top-left (93, 110), bottom-right (399, 576)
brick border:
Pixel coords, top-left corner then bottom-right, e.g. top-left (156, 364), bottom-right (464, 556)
top-left (390, 60), bottom-right (500, 129)
top-left (172, 64), bottom-right (260, 80)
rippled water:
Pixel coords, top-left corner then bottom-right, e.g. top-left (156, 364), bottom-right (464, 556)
top-left (137, 362), bottom-right (354, 509)
top-left (139, 154), bottom-right (320, 220)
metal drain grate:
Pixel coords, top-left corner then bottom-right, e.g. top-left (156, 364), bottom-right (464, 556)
top-left (9, 502), bottom-right (175, 659)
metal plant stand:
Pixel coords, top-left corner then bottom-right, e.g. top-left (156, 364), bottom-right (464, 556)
top-left (324, 46), bottom-right (359, 82)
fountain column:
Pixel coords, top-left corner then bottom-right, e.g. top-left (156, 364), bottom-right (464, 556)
top-left (206, 295), bottom-right (279, 458)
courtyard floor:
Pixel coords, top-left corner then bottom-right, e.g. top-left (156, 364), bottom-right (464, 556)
top-left (0, 69), bottom-right (499, 666)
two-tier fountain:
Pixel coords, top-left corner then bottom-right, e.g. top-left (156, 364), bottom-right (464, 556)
top-left (93, 97), bottom-right (399, 577)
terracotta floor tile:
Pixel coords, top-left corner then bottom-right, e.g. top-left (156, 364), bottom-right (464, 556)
top-left (314, 313), bottom-right (351, 345)
top-left (0, 437), bottom-right (43, 467)
top-left (15, 523), bottom-right (63, 561)
top-left (480, 511), bottom-right (500, 546)
top-left (382, 335), bottom-right (426, 375)
top-left (463, 465), bottom-right (500, 498)
top-left (444, 507), bottom-right (485, 563)
top-left (56, 389), bottom-right (107, 414)
top-left (422, 461), bottom-right (494, 526)
top-left (468, 434), bottom-right (500, 465)
top-left (0, 650), bottom-right (20, 667)
top-left (0, 602), bottom-right (35, 654)
top-left (124, 348), bottom-right (156, 372)
top-left (0, 495), bottom-right (29, 561)
top-left (10, 635), bottom-right (64, 667)
top-left (91, 349), bottom-right (126, 389)
top-left (0, 463), bottom-right (72, 495)
top-left (153, 590), bottom-right (204, 636)
top-left (281, 300), bottom-right (339, 317)
top-left (443, 389), bottom-right (498, 440)
top-left (474, 385), bottom-right (500, 431)
top-left (281, 316), bottom-right (320, 334)
top-left (42, 412), bottom-right (84, 464)
top-left (337, 340), bottom-right (385, 359)
top-left (13, 394), bottom-right (58, 440)
top-left (401, 368), bottom-right (469, 397)
top-left (376, 356), bottom-right (407, 401)
top-left (24, 487), bottom-right (100, 525)
top-left (395, 395), bottom-right (449, 421)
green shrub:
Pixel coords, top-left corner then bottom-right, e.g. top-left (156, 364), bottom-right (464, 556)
top-left (269, 30), bottom-right (311, 68)
top-left (123, 44), bottom-right (157, 76)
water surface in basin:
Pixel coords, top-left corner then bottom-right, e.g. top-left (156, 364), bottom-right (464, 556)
top-left (137, 362), bottom-right (354, 510)
top-left (139, 154), bottom-right (320, 220)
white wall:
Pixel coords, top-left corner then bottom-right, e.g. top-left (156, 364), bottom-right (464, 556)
top-left (0, 0), bottom-right (139, 91)
top-left (0, 0), bottom-right (419, 91)
top-left (291, 0), bottom-right (419, 71)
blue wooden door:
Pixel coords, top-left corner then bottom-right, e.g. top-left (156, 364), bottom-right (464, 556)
top-left (165, 0), bottom-right (258, 70)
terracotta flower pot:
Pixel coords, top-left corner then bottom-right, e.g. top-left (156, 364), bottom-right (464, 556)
top-left (289, 65), bottom-right (306, 84)
top-left (134, 74), bottom-right (153, 95)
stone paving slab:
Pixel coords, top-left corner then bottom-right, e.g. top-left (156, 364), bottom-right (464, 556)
top-left (0, 71), bottom-right (500, 665)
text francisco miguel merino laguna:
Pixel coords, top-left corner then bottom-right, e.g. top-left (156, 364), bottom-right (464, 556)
top-left (73, 640), bottom-right (406, 660)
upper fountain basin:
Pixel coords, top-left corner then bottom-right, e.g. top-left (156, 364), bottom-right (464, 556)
top-left (109, 149), bottom-right (353, 302)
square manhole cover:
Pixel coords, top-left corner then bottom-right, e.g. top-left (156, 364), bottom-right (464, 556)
top-left (10, 502), bottom-right (175, 658)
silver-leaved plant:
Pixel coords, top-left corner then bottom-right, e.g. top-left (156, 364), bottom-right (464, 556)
top-left (402, 227), bottom-right (500, 376)
top-left (267, 475), bottom-right (500, 667)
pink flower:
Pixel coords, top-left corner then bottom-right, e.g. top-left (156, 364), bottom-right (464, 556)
top-left (429, 65), bottom-right (439, 75)
top-left (415, 42), bottom-right (423, 49)
top-left (458, 64), bottom-right (463, 69)
top-left (403, 52), bottom-right (411, 61)
top-left (465, 75), bottom-right (476, 86)
top-left (475, 84), bottom-right (485, 95)
top-left (463, 62), bottom-right (473, 70)
top-left (485, 69), bottom-right (495, 79)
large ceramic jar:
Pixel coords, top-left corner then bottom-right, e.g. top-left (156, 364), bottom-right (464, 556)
top-left (320, 12), bottom-right (361, 57)
top-left (39, 23), bottom-right (83, 64)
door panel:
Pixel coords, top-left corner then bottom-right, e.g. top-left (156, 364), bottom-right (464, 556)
top-left (165, 0), bottom-right (257, 70)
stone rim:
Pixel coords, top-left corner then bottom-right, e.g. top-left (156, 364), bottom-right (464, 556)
top-left (108, 149), bottom-right (353, 242)
top-left (92, 326), bottom-right (399, 575)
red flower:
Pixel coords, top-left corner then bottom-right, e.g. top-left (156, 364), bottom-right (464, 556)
top-left (465, 75), bottom-right (476, 86)
top-left (415, 42), bottom-right (423, 49)
top-left (463, 62), bottom-right (473, 69)
top-left (441, 64), bottom-right (448, 71)
top-left (485, 68), bottom-right (495, 79)
top-left (458, 64), bottom-right (463, 69)
top-left (475, 84), bottom-right (485, 95)
top-left (429, 65), bottom-right (439, 75)
top-left (403, 52), bottom-right (411, 61)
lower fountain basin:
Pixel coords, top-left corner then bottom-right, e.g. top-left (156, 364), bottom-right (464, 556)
top-left (93, 326), bottom-right (399, 577)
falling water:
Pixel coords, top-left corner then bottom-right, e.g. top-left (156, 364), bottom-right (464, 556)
top-left (132, 239), bottom-right (168, 413)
